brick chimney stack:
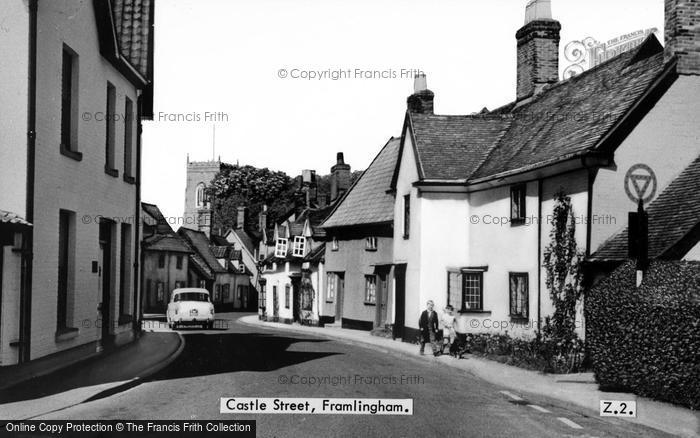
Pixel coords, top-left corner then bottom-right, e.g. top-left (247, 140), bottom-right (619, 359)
top-left (665, 0), bottom-right (700, 74)
top-left (407, 73), bottom-right (434, 114)
top-left (330, 152), bottom-right (351, 203)
top-left (258, 204), bottom-right (267, 232)
top-left (516, 0), bottom-right (561, 101)
top-left (236, 206), bottom-right (247, 230)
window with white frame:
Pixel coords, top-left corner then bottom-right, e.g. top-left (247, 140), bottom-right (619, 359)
top-left (326, 272), bottom-right (336, 302)
top-left (364, 275), bottom-right (377, 304)
top-left (462, 272), bottom-right (483, 311)
top-left (292, 236), bottom-right (306, 257)
top-left (447, 269), bottom-right (485, 312)
top-left (275, 238), bottom-right (288, 258)
top-left (331, 236), bottom-right (339, 251)
top-left (365, 237), bottom-right (377, 251)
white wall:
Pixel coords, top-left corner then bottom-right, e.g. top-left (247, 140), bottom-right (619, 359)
top-left (0, 243), bottom-right (23, 365)
top-left (0, 1), bottom-right (29, 217)
top-left (392, 134), bottom-right (422, 331)
top-left (418, 192), bottom-right (469, 317)
top-left (683, 242), bottom-right (700, 261)
top-left (591, 76), bottom-right (700, 253)
top-left (467, 181), bottom-right (540, 338)
top-left (540, 171), bottom-right (589, 339)
top-left (29, 0), bottom-right (140, 360)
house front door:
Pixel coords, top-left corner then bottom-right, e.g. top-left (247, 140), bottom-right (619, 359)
top-left (375, 271), bottom-right (389, 329)
top-left (334, 273), bottom-right (345, 323)
top-left (292, 278), bottom-right (301, 323)
top-left (272, 286), bottom-right (279, 318)
top-left (393, 264), bottom-right (406, 340)
top-left (98, 220), bottom-right (113, 347)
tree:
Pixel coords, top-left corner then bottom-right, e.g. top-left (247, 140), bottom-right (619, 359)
top-left (207, 163), bottom-right (364, 234)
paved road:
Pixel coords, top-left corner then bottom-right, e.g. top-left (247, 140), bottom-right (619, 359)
top-left (36, 314), bottom-right (670, 438)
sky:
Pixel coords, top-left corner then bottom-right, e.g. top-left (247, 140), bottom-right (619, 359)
top-left (141, 0), bottom-right (664, 222)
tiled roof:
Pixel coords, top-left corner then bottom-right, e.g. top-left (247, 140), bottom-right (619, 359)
top-left (401, 36), bottom-right (670, 184)
top-left (141, 202), bottom-right (173, 234)
top-left (289, 222), bottom-right (304, 236)
top-left (210, 246), bottom-right (229, 258)
top-left (188, 253), bottom-right (214, 280)
top-left (232, 228), bottom-right (258, 254)
top-left (411, 116), bottom-right (509, 181)
top-left (591, 153), bottom-right (700, 262)
top-left (111, 0), bottom-right (153, 78)
top-left (304, 243), bottom-right (326, 263)
top-left (323, 137), bottom-right (400, 228)
top-left (0, 210), bottom-right (31, 227)
top-left (471, 38), bottom-right (667, 181)
top-left (143, 234), bottom-right (191, 253)
top-left (178, 228), bottom-right (227, 273)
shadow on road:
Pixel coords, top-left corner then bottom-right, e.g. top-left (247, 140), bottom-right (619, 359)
top-left (149, 332), bottom-right (339, 381)
top-left (0, 331), bottom-right (337, 405)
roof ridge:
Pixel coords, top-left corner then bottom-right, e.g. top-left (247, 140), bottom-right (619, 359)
top-left (486, 40), bottom-right (648, 117)
top-left (321, 136), bottom-right (398, 228)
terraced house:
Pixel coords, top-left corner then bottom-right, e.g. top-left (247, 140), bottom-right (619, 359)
top-left (389, 0), bottom-right (700, 342)
top-left (321, 139), bottom-right (400, 331)
top-left (0, 0), bottom-right (155, 365)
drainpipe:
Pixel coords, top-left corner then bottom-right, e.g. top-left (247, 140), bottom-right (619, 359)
top-left (132, 94), bottom-right (143, 333)
top-left (536, 179), bottom-right (542, 335)
top-left (19, 0), bottom-right (38, 364)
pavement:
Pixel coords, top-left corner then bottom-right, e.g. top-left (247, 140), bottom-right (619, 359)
top-left (240, 315), bottom-right (700, 438)
top-left (0, 330), bottom-right (184, 419)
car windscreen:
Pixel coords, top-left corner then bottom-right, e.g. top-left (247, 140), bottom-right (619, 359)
top-left (174, 292), bottom-right (210, 302)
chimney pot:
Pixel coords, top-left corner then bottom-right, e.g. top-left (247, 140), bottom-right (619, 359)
top-left (413, 73), bottom-right (428, 93)
top-left (524, 0), bottom-right (552, 24)
top-left (336, 152), bottom-right (345, 165)
top-left (407, 73), bottom-right (435, 114)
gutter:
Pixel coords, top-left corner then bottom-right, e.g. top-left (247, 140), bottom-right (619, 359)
top-left (18, 0), bottom-right (38, 364)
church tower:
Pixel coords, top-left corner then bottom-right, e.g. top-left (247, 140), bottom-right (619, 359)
top-left (183, 156), bottom-right (222, 237)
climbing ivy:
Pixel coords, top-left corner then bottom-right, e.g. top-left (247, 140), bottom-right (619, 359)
top-left (541, 191), bottom-right (585, 372)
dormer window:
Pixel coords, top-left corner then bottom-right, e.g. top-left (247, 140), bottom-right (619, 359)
top-left (292, 236), bottom-right (306, 257)
top-left (196, 183), bottom-right (207, 208)
top-left (365, 237), bottom-right (377, 251)
top-left (331, 237), bottom-right (339, 251)
top-left (275, 238), bottom-right (288, 258)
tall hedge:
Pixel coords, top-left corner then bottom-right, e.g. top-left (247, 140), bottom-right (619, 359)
top-left (586, 260), bottom-right (700, 409)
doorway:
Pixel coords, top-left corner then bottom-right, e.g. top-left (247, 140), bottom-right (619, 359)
top-left (393, 264), bottom-right (406, 340)
top-left (292, 278), bottom-right (301, 323)
top-left (334, 273), bottom-right (345, 323)
top-left (375, 268), bottom-right (389, 329)
top-left (272, 285), bottom-right (279, 319)
top-left (99, 220), bottom-right (113, 347)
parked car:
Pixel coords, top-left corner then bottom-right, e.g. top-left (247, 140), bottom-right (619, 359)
top-left (167, 288), bottom-right (215, 329)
